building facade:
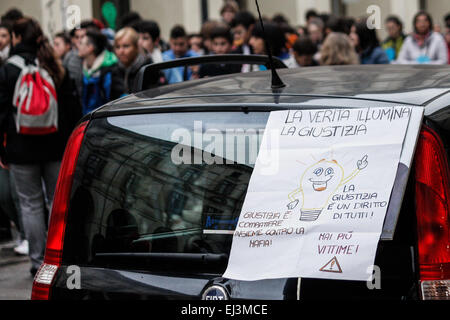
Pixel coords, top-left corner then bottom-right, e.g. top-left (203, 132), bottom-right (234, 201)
top-left (0, 0), bottom-right (448, 40)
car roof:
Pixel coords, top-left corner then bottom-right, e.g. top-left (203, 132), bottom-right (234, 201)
top-left (98, 65), bottom-right (450, 115)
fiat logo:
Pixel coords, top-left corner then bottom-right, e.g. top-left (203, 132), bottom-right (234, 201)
top-left (202, 285), bottom-right (229, 300)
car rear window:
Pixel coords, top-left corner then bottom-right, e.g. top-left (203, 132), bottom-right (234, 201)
top-left (62, 112), bottom-right (269, 273)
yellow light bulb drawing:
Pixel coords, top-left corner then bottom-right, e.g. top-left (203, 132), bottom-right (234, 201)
top-left (287, 155), bottom-right (368, 222)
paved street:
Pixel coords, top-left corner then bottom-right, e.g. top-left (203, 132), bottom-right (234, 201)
top-left (0, 241), bottom-right (33, 300)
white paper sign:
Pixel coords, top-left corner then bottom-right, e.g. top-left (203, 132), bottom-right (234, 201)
top-left (223, 106), bottom-right (414, 281)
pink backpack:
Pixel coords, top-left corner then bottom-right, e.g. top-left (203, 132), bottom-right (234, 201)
top-left (7, 55), bottom-right (58, 135)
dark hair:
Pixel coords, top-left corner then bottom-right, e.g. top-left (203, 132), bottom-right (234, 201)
top-left (292, 36), bottom-right (317, 56)
top-left (319, 14), bottom-right (331, 25)
top-left (170, 25), bottom-right (187, 39)
top-left (354, 18), bottom-right (380, 51)
top-left (210, 25), bottom-right (233, 44)
top-left (413, 11), bottom-right (433, 33)
top-left (341, 17), bottom-right (355, 35)
top-left (81, 20), bottom-right (99, 30)
top-left (0, 22), bottom-right (12, 35)
top-left (69, 20), bottom-right (99, 37)
top-left (189, 33), bottom-right (203, 39)
top-left (1, 8), bottom-right (23, 24)
top-left (230, 11), bottom-right (256, 29)
top-left (306, 9), bottom-right (319, 21)
top-left (385, 15), bottom-right (403, 29)
top-left (272, 14), bottom-right (289, 25)
top-left (252, 22), bottom-right (286, 57)
top-left (54, 31), bottom-right (71, 45)
top-left (12, 18), bottom-right (64, 86)
top-left (85, 30), bottom-right (108, 56)
top-left (201, 20), bottom-right (219, 40)
top-left (119, 12), bottom-right (142, 29)
top-left (279, 23), bottom-right (297, 36)
top-left (135, 20), bottom-right (160, 42)
top-left (326, 15), bottom-right (348, 34)
top-left (445, 13), bottom-right (450, 28)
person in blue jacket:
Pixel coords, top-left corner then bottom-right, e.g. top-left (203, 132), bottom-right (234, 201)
top-left (162, 25), bottom-right (199, 84)
top-left (350, 18), bottom-right (389, 65)
top-left (78, 30), bottom-right (124, 115)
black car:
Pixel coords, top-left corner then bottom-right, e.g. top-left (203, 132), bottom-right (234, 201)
top-left (31, 56), bottom-right (450, 300)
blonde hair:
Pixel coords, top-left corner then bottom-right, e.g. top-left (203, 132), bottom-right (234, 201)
top-left (114, 27), bottom-right (139, 47)
top-left (320, 32), bottom-right (359, 66)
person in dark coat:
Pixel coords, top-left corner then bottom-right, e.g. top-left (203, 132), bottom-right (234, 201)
top-left (114, 27), bottom-right (153, 93)
top-left (0, 18), bottom-right (81, 276)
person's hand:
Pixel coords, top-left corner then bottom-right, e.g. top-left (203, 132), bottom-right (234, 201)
top-left (357, 155), bottom-right (368, 170)
top-left (287, 200), bottom-right (299, 210)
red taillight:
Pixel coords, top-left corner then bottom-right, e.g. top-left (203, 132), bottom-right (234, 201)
top-left (415, 125), bottom-right (450, 299)
top-left (31, 121), bottom-right (88, 300)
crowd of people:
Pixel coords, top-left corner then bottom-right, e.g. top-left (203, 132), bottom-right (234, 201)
top-left (0, 1), bottom-right (449, 276)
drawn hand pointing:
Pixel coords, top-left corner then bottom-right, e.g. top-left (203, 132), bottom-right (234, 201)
top-left (287, 200), bottom-right (299, 210)
top-left (357, 155), bottom-right (368, 170)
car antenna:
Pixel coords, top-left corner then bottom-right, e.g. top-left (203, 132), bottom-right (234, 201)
top-left (255, 0), bottom-right (286, 89)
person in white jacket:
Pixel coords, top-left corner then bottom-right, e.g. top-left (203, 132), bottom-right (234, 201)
top-left (396, 11), bottom-right (448, 65)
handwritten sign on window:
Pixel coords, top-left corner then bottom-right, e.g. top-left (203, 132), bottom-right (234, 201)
top-left (223, 107), bottom-right (416, 281)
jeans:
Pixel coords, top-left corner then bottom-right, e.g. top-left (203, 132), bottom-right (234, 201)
top-left (10, 161), bottom-right (61, 270)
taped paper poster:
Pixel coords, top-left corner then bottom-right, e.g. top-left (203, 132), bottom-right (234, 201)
top-left (223, 106), bottom-right (417, 281)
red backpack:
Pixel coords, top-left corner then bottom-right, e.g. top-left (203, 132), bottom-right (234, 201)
top-left (7, 55), bottom-right (58, 135)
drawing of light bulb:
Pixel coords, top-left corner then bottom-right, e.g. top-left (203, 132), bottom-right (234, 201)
top-left (287, 155), bottom-right (368, 222)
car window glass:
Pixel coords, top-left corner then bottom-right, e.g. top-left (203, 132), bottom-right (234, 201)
top-left (64, 112), bottom-right (269, 272)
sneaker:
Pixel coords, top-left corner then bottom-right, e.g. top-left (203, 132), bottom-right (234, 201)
top-left (14, 240), bottom-right (29, 256)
